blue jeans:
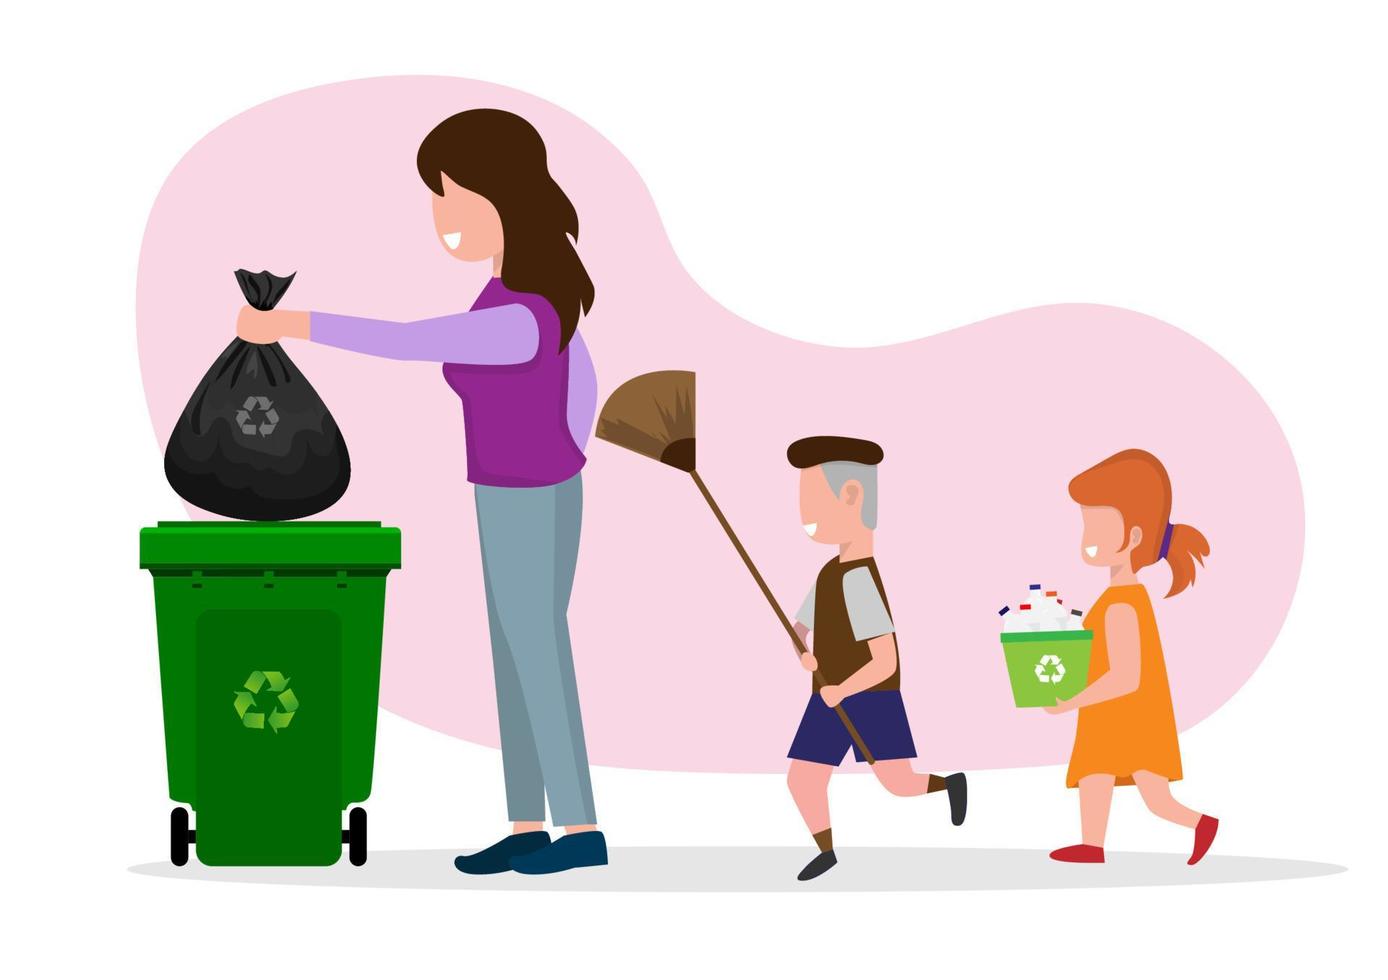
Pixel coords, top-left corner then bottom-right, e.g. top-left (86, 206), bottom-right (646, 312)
top-left (474, 473), bottom-right (596, 826)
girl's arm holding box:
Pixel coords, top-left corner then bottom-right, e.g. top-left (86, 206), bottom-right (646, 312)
top-left (1045, 603), bottom-right (1141, 714)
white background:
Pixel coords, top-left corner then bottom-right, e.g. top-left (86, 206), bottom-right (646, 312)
top-left (4, 1), bottom-right (1384, 975)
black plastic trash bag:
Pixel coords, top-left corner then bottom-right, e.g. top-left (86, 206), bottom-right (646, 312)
top-left (163, 270), bottom-right (351, 521)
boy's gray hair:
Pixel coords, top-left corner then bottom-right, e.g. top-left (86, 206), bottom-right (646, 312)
top-left (821, 461), bottom-right (879, 529)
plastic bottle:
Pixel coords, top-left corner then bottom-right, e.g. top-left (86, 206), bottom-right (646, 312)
top-left (1023, 585), bottom-right (1046, 630)
top-left (1065, 608), bottom-right (1085, 630)
top-left (1016, 603), bottom-right (1042, 630)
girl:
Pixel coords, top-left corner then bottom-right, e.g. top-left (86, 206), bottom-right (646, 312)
top-left (1044, 449), bottom-right (1219, 865)
top-left (237, 109), bottom-right (605, 875)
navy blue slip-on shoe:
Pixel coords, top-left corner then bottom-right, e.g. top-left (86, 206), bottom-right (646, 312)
top-left (509, 831), bottom-right (608, 875)
top-left (454, 831), bottom-right (551, 875)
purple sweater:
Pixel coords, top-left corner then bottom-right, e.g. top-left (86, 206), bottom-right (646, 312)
top-left (310, 279), bottom-right (590, 488)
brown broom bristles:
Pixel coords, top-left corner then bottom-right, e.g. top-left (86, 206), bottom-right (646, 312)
top-left (596, 371), bottom-right (697, 472)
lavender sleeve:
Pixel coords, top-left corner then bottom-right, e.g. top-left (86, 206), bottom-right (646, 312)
top-left (564, 331), bottom-right (596, 451)
top-left (308, 303), bottom-right (539, 365)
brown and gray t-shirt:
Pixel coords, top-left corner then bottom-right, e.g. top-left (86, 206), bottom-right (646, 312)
top-left (795, 557), bottom-right (899, 692)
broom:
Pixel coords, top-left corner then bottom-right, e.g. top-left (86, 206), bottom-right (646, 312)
top-left (596, 370), bottom-right (876, 765)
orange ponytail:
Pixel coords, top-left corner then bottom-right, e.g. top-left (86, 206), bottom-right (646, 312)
top-left (1162, 523), bottom-right (1210, 596)
top-left (1068, 449), bottom-right (1211, 597)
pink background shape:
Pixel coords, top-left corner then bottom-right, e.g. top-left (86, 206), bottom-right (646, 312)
top-left (137, 77), bottom-right (1303, 773)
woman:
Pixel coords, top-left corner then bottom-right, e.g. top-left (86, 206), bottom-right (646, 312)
top-left (237, 109), bottom-right (605, 875)
top-left (1044, 449), bottom-right (1219, 865)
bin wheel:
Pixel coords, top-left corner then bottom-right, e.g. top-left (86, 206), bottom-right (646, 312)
top-left (170, 807), bottom-right (193, 867)
top-left (346, 807), bottom-right (367, 866)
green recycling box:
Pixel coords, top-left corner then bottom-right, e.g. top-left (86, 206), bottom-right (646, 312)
top-left (1000, 630), bottom-right (1093, 708)
top-left (140, 521), bottom-right (401, 867)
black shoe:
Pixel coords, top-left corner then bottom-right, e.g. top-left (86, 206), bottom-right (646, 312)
top-left (454, 831), bottom-right (551, 875)
top-left (946, 772), bottom-right (967, 826)
top-left (797, 850), bottom-right (838, 881)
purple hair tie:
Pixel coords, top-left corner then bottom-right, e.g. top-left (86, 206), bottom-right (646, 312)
top-left (1159, 522), bottom-right (1175, 561)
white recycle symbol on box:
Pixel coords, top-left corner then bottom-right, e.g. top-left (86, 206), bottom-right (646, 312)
top-left (235, 395), bottom-right (279, 437)
top-left (1034, 653), bottom-right (1066, 684)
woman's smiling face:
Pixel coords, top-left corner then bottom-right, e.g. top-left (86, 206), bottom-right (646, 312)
top-left (1079, 504), bottom-right (1141, 568)
top-left (430, 172), bottom-right (504, 262)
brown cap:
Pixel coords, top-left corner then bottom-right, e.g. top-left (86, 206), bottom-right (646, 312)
top-left (786, 436), bottom-right (884, 469)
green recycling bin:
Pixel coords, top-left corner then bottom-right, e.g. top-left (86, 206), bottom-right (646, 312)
top-left (1000, 630), bottom-right (1093, 708)
top-left (140, 521), bottom-right (401, 867)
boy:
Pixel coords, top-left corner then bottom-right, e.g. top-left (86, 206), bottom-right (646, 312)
top-left (786, 436), bottom-right (967, 881)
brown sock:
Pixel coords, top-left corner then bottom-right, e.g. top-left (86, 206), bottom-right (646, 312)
top-left (927, 774), bottom-right (946, 793)
top-left (812, 828), bottom-right (833, 853)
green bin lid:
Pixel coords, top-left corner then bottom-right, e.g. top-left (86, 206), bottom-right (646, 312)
top-left (140, 521), bottom-right (401, 570)
top-left (999, 629), bottom-right (1093, 642)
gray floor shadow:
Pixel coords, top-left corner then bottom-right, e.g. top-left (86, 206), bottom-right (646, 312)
top-left (129, 847), bottom-right (1346, 892)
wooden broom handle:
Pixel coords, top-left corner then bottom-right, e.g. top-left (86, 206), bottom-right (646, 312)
top-left (689, 470), bottom-right (876, 765)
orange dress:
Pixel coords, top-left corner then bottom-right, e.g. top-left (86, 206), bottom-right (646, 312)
top-left (1066, 584), bottom-right (1182, 788)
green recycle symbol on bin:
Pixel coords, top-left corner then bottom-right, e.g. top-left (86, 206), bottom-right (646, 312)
top-left (1034, 654), bottom-right (1066, 684)
top-left (235, 395), bottom-right (279, 437)
top-left (233, 670), bottom-right (298, 732)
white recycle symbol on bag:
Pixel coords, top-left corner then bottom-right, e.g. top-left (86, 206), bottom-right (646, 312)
top-left (235, 395), bottom-right (279, 437)
top-left (1034, 654), bottom-right (1066, 684)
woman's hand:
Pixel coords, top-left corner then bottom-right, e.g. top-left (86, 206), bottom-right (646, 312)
top-left (237, 306), bottom-right (310, 344)
top-left (1043, 697), bottom-right (1076, 715)
top-left (820, 684), bottom-right (844, 709)
top-left (799, 651), bottom-right (818, 672)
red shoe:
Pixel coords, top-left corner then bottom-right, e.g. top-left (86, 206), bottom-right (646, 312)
top-left (1049, 844), bottom-right (1105, 863)
top-left (1189, 815), bottom-right (1219, 865)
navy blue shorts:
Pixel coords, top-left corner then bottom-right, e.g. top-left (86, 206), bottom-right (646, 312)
top-left (787, 689), bottom-right (917, 766)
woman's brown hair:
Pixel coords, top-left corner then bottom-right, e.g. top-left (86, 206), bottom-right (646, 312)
top-left (417, 109), bottom-right (594, 351)
top-left (1068, 449), bottom-right (1211, 597)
